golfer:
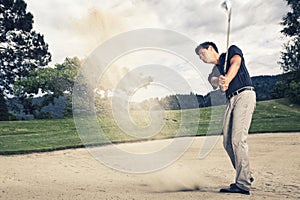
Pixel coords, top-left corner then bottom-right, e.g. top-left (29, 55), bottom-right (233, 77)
top-left (195, 42), bottom-right (256, 195)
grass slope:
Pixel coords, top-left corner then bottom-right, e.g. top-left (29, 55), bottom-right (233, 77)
top-left (251, 98), bottom-right (300, 132)
top-left (0, 98), bottom-right (299, 154)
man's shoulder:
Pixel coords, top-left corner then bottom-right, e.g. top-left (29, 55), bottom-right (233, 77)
top-left (228, 45), bottom-right (243, 57)
top-left (229, 44), bottom-right (241, 51)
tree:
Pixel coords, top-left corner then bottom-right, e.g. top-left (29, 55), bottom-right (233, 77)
top-left (277, 0), bottom-right (300, 104)
top-left (14, 57), bottom-right (81, 117)
top-left (0, 93), bottom-right (8, 120)
top-left (15, 57), bottom-right (80, 97)
top-left (279, 0), bottom-right (300, 72)
top-left (280, 0), bottom-right (300, 38)
top-left (279, 37), bottom-right (300, 72)
top-left (285, 79), bottom-right (300, 103)
top-left (0, 0), bottom-right (51, 120)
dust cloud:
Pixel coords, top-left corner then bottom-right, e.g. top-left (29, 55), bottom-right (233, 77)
top-left (71, 8), bottom-right (146, 98)
top-left (145, 164), bottom-right (205, 193)
top-left (71, 8), bottom-right (127, 56)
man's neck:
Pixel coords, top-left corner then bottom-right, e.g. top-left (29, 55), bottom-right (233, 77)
top-left (214, 53), bottom-right (220, 65)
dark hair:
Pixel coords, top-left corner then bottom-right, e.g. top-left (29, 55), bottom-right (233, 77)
top-left (195, 41), bottom-right (219, 55)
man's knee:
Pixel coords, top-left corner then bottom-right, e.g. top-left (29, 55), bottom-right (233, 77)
top-left (232, 136), bottom-right (247, 149)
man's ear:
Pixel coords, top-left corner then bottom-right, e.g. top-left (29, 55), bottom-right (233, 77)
top-left (208, 45), bottom-right (213, 51)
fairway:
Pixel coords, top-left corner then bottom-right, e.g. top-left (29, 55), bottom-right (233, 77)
top-left (0, 98), bottom-right (299, 154)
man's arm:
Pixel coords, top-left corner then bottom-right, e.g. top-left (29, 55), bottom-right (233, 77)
top-left (219, 54), bottom-right (242, 91)
top-left (208, 71), bottom-right (220, 89)
top-left (210, 76), bottom-right (219, 89)
top-left (208, 65), bottom-right (221, 90)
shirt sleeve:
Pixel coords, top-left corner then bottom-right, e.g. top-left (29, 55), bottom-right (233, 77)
top-left (208, 65), bottom-right (221, 89)
top-left (210, 65), bottom-right (221, 77)
top-left (228, 45), bottom-right (243, 60)
top-left (223, 45), bottom-right (243, 73)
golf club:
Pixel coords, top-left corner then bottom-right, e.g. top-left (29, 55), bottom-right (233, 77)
top-left (221, 0), bottom-right (232, 73)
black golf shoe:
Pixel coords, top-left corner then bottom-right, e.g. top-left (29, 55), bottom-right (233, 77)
top-left (220, 184), bottom-right (250, 195)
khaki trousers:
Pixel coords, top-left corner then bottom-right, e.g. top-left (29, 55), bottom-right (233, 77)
top-left (223, 90), bottom-right (256, 191)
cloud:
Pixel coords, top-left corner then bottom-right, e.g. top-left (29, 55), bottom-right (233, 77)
top-left (136, 0), bottom-right (288, 76)
top-left (233, 0), bottom-right (288, 29)
top-left (145, 0), bottom-right (225, 33)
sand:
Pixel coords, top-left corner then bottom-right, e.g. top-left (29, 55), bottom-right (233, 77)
top-left (1, 133), bottom-right (299, 200)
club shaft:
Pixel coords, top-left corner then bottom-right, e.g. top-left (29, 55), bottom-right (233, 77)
top-left (223, 9), bottom-right (231, 73)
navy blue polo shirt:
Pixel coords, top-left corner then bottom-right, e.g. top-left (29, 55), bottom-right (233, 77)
top-left (210, 45), bottom-right (253, 97)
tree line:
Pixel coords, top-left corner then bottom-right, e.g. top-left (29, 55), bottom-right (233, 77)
top-left (136, 73), bottom-right (295, 111)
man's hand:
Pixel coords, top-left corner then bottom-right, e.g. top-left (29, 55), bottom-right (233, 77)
top-left (219, 75), bottom-right (229, 92)
top-left (219, 54), bottom-right (242, 92)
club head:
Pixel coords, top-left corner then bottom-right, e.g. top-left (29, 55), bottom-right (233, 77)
top-left (221, 0), bottom-right (232, 12)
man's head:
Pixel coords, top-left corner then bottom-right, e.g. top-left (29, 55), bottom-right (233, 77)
top-left (195, 42), bottom-right (219, 64)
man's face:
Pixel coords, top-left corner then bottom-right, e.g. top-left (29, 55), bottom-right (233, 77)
top-left (198, 46), bottom-right (215, 64)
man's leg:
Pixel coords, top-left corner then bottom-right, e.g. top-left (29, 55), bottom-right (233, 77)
top-left (231, 91), bottom-right (256, 191)
top-left (222, 99), bottom-right (235, 168)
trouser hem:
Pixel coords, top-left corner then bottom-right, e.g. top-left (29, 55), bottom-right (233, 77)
top-left (235, 183), bottom-right (250, 192)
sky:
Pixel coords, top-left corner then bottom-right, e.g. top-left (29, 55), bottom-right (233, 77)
top-left (25, 0), bottom-right (290, 101)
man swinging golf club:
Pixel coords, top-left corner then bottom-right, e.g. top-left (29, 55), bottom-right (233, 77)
top-left (195, 0), bottom-right (256, 195)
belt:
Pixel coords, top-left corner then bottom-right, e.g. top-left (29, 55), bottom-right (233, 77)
top-left (227, 87), bottom-right (254, 100)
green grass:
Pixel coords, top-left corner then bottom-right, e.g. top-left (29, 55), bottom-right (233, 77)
top-left (0, 119), bottom-right (82, 154)
top-left (250, 98), bottom-right (300, 132)
top-left (0, 98), bottom-right (299, 155)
